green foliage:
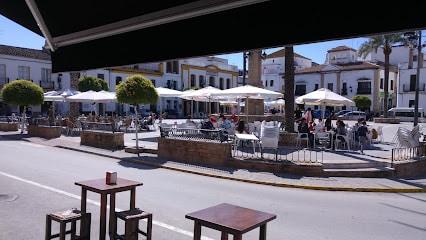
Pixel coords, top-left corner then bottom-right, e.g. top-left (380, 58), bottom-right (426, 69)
top-left (116, 74), bottom-right (159, 106)
top-left (77, 75), bottom-right (109, 92)
top-left (1, 79), bottom-right (44, 106)
top-left (351, 95), bottom-right (372, 109)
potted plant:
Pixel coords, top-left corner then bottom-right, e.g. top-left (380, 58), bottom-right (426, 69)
top-left (1, 79), bottom-right (44, 134)
top-left (116, 74), bottom-right (159, 154)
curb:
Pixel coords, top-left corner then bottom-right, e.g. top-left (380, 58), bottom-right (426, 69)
top-left (56, 145), bottom-right (426, 193)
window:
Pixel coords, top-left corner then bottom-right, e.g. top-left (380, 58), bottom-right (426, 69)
top-left (264, 80), bottom-right (268, 87)
top-left (167, 80), bottom-right (171, 88)
top-left (327, 83), bottom-right (333, 91)
top-left (390, 80), bottom-right (394, 90)
top-left (190, 74), bottom-right (196, 87)
top-left (409, 100), bottom-right (415, 107)
top-left (0, 64), bottom-right (5, 86)
top-left (380, 78), bottom-right (383, 89)
top-left (166, 61), bottom-right (179, 74)
top-left (97, 74), bottom-right (104, 80)
top-left (151, 79), bottom-right (156, 86)
top-left (410, 74), bottom-right (416, 91)
top-left (41, 68), bottom-right (51, 82)
top-left (226, 78), bottom-right (231, 89)
top-left (173, 80), bottom-right (177, 90)
top-left (115, 76), bottom-right (122, 85)
top-left (219, 78), bottom-right (224, 90)
top-left (270, 80), bottom-right (274, 87)
top-left (199, 76), bottom-right (205, 88)
top-left (357, 81), bottom-right (371, 94)
top-left (314, 84), bottom-right (319, 90)
top-left (295, 84), bottom-right (306, 96)
top-left (209, 76), bottom-right (215, 87)
top-left (18, 66), bottom-right (30, 80)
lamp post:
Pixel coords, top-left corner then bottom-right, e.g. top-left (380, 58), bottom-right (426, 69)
top-left (414, 31), bottom-right (422, 126)
top-left (242, 52), bottom-right (250, 86)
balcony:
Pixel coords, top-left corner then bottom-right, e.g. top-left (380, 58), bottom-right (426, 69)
top-left (356, 88), bottom-right (371, 94)
top-left (402, 83), bottom-right (426, 92)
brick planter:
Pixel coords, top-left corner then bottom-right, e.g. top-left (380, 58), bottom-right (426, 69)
top-left (0, 122), bottom-right (19, 131)
top-left (80, 130), bottom-right (124, 149)
top-left (27, 125), bottom-right (62, 138)
top-left (158, 138), bottom-right (232, 167)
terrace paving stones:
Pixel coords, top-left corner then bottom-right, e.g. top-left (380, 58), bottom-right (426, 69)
top-left (1, 119), bottom-right (425, 193)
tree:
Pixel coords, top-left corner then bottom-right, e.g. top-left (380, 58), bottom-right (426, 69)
top-left (351, 95), bottom-right (372, 111)
top-left (358, 34), bottom-right (407, 117)
top-left (1, 80), bottom-right (44, 133)
top-left (116, 74), bottom-right (159, 154)
top-left (284, 46), bottom-right (295, 132)
top-left (77, 75), bottom-right (109, 92)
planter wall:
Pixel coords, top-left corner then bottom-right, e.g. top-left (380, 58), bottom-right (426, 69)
top-left (0, 122), bottom-right (19, 131)
top-left (80, 130), bottom-right (124, 149)
top-left (27, 125), bottom-right (62, 138)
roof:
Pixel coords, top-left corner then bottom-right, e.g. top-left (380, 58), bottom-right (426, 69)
top-left (295, 61), bottom-right (398, 74)
top-left (0, 45), bottom-right (51, 61)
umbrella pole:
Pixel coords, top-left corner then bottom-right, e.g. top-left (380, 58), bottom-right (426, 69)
top-left (159, 97), bottom-right (163, 124)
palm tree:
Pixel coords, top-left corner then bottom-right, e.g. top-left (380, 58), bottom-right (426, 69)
top-left (358, 34), bottom-right (408, 117)
top-left (284, 46), bottom-right (295, 132)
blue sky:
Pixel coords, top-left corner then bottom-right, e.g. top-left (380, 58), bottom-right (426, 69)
top-left (0, 14), bottom-right (369, 69)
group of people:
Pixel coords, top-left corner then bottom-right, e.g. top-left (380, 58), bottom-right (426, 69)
top-left (297, 116), bottom-right (371, 153)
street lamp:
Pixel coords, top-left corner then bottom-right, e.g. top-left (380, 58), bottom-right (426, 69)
top-left (242, 51), bottom-right (251, 86)
top-left (405, 31), bottom-right (423, 126)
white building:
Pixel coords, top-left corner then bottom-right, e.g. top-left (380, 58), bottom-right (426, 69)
top-left (0, 44), bottom-right (239, 118)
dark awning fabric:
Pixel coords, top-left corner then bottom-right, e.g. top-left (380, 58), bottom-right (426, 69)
top-left (1, 1), bottom-right (425, 73)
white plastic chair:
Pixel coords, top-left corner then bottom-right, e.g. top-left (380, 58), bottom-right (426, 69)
top-left (260, 123), bottom-right (280, 160)
top-left (334, 134), bottom-right (350, 151)
top-left (295, 132), bottom-right (309, 148)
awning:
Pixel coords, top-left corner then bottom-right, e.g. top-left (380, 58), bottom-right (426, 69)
top-left (1, 1), bottom-right (425, 73)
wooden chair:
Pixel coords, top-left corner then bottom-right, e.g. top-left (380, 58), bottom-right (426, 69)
top-left (114, 208), bottom-right (152, 240)
top-left (45, 208), bottom-right (91, 240)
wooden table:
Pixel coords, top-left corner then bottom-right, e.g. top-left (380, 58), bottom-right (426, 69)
top-left (186, 203), bottom-right (276, 240)
top-left (75, 177), bottom-right (143, 240)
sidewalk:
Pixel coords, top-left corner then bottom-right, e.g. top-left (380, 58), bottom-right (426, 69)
top-left (1, 122), bottom-right (426, 193)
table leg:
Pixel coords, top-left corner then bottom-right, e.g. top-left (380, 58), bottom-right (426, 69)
top-left (80, 188), bottom-right (90, 238)
top-left (99, 193), bottom-right (107, 240)
top-left (109, 193), bottom-right (116, 238)
top-left (130, 187), bottom-right (136, 209)
top-left (193, 221), bottom-right (201, 240)
top-left (259, 224), bottom-right (267, 240)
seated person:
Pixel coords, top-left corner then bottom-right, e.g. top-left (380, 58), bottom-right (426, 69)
top-left (235, 120), bottom-right (249, 134)
top-left (219, 115), bottom-right (232, 132)
top-left (330, 119), bottom-right (348, 150)
top-left (298, 117), bottom-right (315, 148)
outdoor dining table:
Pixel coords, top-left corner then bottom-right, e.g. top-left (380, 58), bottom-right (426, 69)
top-left (185, 203), bottom-right (277, 240)
top-left (234, 133), bottom-right (261, 154)
top-left (75, 177), bottom-right (143, 240)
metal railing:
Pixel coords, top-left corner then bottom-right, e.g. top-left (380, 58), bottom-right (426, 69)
top-left (159, 127), bottom-right (229, 143)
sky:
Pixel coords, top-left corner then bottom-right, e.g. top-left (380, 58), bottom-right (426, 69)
top-left (0, 14), bottom-right (369, 69)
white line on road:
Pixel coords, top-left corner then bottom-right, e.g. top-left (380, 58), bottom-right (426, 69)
top-left (0, 171), bottom-right (213, 240)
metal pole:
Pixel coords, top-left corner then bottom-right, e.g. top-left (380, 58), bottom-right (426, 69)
top-left (242, 52), bottom-right (247, 86)
top-left (414, 30), bottom-right (422, 126)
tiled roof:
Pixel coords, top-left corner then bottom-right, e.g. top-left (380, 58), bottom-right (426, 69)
top-left (295, 61), bottom-right (398, 74)
top-left (0, 45), bottom-right (51, 61)
top-left (266, 48), bottom-right (311, 60)
top-left (327, 45), bottom-right (357, 53)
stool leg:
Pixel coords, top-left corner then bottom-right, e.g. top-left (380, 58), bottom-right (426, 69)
top-left (147, 215), bottom-right (152, 240)
top-left (45, 215), bottom-right (52, 240)
top-left (60, 221), bottom-right (66, 240)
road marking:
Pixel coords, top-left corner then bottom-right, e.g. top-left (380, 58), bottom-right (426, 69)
top-left (0, 171), bottom-right (213, 240)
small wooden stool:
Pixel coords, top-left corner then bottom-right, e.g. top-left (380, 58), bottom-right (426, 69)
top-left (115, 208), bottom-right (152, 240)
top-left (45, 208), bottom-right (91, 240)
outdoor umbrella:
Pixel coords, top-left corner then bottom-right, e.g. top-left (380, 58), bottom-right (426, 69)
top-left (155, 87), bottom-right (183, 122)
top-left (295, 88), bottom-right (355, 119)
top-left (212, 85), bottom-right (283, 121)
top-left (44, 89), bottom-right (81, 117)
top-left (66, 90), bottom-right (116, 116)
top-left (179, 86), bottom-right (224, 116)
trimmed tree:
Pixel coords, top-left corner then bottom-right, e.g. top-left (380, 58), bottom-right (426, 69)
top-left (116, 74), bottom-right (159, 154)
top-left (1, 80), bottom-right (44, 133)
top-left (77, 75), bottom-right (109, 92)
top-left (77, 75), bottom-right (109, 116)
